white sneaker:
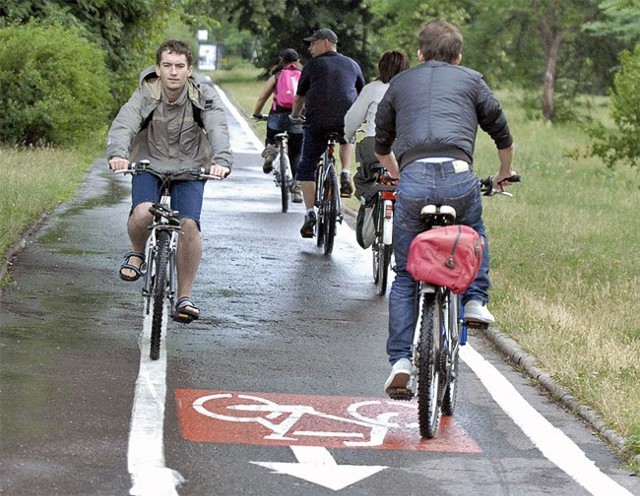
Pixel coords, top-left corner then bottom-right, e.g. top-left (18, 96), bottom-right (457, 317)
top-left (384, 358), bottom-right (412, 394)
top-left (464, 300), bottom-right (495, 324)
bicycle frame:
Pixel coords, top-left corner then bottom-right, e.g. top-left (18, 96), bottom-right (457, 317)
top-left (273, 131), bottom-right (293, 213)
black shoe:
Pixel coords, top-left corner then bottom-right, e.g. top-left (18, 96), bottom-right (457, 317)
top-left (340, 171), bottom-right (353, 198)
top-left (300, 211), bottom-right (316, 238)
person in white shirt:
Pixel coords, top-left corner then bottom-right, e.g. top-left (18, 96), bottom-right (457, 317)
top-left (344, 50), bottom-right (410, 183)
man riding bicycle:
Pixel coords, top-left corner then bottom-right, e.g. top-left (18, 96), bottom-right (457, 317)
top-left (107, 40), bottom-right (233, 323)
top-left (289, 28), bottom-right (366, 238)
top-left (374, 19), bottom-right (517, 395)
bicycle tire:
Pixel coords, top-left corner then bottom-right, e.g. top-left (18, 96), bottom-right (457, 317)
top-left (417, 292), bottom-right (442, 438)
top-left (375, 244), bottom-right (392, 295)
top-left (279, 150), bottom-right (290, 213)
top-left (442, 294), bottom-right (460, 416)
top-left (315, 162), bottom-right (325, 247)
top-left (150, 230), bottom-right (170, 360)
top-left (322, 164), bottom-right (339, 255)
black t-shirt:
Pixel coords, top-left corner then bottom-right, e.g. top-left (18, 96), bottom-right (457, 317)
top-left (297, 51), bottom-right (365, 129)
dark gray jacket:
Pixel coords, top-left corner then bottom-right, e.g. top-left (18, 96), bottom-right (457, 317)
top-left (375, 60), bottom-right (512, 169)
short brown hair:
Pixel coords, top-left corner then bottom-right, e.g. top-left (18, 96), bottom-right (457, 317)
top-left (378, 50), bottom-right (410, 83)
top-left (418, 19), bottom-right (463, 64)
top-left (156, 40), bottom-right (193, 66)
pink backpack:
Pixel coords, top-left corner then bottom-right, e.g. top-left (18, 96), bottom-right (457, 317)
top-left (406, 225), bottom-right (484, 294)
top-left (273, 64), bottom-right (301, 109)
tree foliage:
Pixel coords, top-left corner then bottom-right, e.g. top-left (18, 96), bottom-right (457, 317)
top-left (0, 0), bottom-right (174, 112)
top-left (589, 45), bottom-right (640, 168)
top-left (0, 21), bottom-right (110, 146)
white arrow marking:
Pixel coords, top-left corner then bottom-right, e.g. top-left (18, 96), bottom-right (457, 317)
top-left (251, 446), bottom-right (387, 491)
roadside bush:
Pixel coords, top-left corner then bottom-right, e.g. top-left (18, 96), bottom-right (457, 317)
top-left (589, 45), bottom-right (640, 168)
top-left (0, 21), bottom-right (111, 147)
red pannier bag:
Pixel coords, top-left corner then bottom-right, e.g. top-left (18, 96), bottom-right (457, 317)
top-left (406, 225), bottom-right (485, 294)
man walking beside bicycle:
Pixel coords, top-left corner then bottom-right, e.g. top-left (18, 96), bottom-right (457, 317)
top-left (374, 19), bottom-right (517, 395)
top-left (107, 40), bottom-right (233, 323)
top-left (289, 28), bottom-right (366, 237)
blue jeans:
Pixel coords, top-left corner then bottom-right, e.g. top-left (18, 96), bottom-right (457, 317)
top-left (387, 160), bottom-right (490, 364)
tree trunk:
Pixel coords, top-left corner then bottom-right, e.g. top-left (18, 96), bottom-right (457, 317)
top-left (542, 33), bottom-right (563, 122)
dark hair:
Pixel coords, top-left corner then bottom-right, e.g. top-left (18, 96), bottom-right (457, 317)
top-left (270, 48), bottom-right (302, 75)
top-left (378, 50), bottom-right (410, 83)
top-left (156, 40), bottom-right (193, 66)
top-left (418, 19), bottom-right (463, 64)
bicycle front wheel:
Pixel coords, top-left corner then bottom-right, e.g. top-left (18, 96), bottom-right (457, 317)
top-left (315, 163), bottom-right (325, 247)
top-left (375, 243), bottom-right (392, 295)
top-left (150, 230), bottom-right (170, 360)
top-left (279, 151), bottom-right (290, 213)
top-left (417, 292), bottom-right (442, 438)
top-left (322, 165), bottom-right (339, 255)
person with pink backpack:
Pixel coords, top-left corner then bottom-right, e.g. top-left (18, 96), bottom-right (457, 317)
top-left (253, 48), bottom-right (304, 202)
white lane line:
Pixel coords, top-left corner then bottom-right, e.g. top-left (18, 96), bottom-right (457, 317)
top-left (214, 84), bottom-right (264, 152)
top-left (461, 344), bottom-right (633, 496)
top-left (128, 302), bottom-right (184, 496)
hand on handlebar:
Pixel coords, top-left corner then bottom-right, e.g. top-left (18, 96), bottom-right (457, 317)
top-left (109, 157), bottom-right (130, 171)
top-left (493, 171), bottom-right (519, 192)
top-left (207, 163), bottom-right (229, 180)
top-left (253, 114), bottom-right (269, 121)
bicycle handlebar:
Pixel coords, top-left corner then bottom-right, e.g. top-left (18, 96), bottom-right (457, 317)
top-left (112, 160), bottom-right (222, 180)
top-left (479, 174), bottom-right (521, 197)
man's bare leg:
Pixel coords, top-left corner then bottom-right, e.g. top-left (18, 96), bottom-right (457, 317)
top-left (120, 202), bottom-right (153, 279)
top-left (176, 218), bottom-right (201, 313)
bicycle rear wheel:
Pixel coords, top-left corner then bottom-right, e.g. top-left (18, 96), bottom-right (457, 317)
top-left (150, 230), bottom-right (170, 360)
top-left (417, 292), bottom-right (442, 438)
top-left (279, 151), bottom-right (290, 213)
top-left (322, 164), bottom-right (339, 255)
top-left (442, 294), bottom-right (460, 416)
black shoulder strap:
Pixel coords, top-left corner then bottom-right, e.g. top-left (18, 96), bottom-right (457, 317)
top-left (140, 101), bottom-right (206, 131)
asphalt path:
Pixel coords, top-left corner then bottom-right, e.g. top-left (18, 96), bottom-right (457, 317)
top-left (1, 87), bottom-right (638, 496)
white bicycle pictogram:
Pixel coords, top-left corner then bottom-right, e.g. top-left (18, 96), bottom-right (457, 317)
top-left (192, 392), bottom-right (418, 447)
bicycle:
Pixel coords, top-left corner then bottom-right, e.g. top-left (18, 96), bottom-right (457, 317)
top-left (369, 165), bottom-right (397, 296)
top-left (116, 160), bottom-right (217, 360)
top-left (314, 132), bottom-right (344, 255)
top-left (255, 114), bottom-right (294, 212)
top-left (389, 174), bottom-right (520, 439)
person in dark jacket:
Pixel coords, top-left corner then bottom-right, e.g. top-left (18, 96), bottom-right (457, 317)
top-left (375, 19), bottom-right (517, 396)
top-left (107, 40), bottom-right (232, 323)
top-left (289, 28), bottom-right (366, 238)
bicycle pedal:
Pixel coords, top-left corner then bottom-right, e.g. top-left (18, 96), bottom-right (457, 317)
top-left (386, 387), bottom-right (414, 401)
top-left (465, 320), bottom-right (488, 330)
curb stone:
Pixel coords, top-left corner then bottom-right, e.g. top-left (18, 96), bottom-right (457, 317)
top-left (481, 324), bottom-right (640, 471)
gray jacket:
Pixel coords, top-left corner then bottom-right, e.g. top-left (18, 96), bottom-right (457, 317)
top-left (107, 67), bottom-right (233, 171)
top-left (375, 60), bottom-right (512, 169)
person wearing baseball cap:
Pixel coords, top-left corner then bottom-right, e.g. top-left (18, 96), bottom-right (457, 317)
top-left (303, 28), bottom-right (339, 44)
top-left (290, 27), bottom-right (365, 238)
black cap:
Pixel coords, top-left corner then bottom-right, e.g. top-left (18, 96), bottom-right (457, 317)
top-left (280, 48), bottom-right (299, 63)
top-left (304, 28), bottom-right (338, 44)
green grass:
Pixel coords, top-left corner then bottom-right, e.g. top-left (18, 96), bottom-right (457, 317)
top-left (0, 142), bottom-right (102, 257)
top-left (2, 67), bottom-right (639, 467)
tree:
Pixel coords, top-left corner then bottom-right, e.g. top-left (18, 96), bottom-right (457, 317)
top-left (185, 0), bottom-right (379, 78)
top-left (589, 45), bottom-right (640, 168)
top-left (464, 0), bottom-right (604, 122)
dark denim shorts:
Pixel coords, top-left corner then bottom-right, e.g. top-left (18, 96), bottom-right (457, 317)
top-left (131, 172), bottom-right (205, 229)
